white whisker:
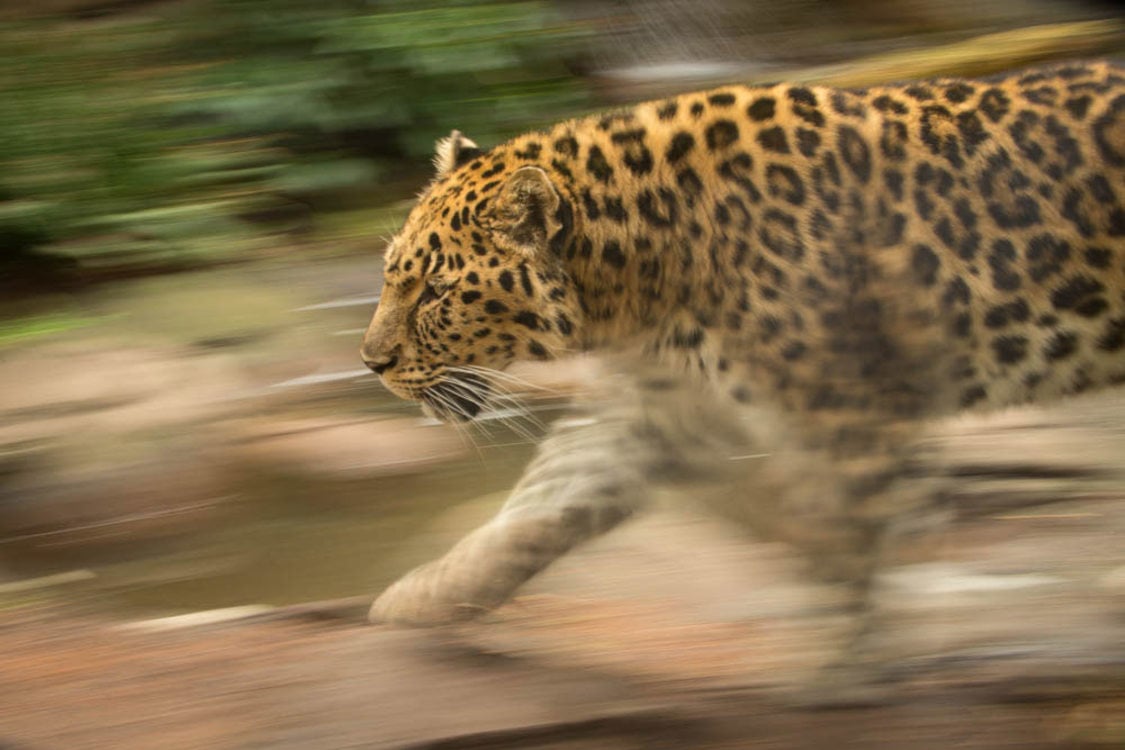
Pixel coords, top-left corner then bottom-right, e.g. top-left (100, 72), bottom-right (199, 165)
top-left (431, 381), bottom-right (499, 442)
top-left (483, 390), bottom-right (546, 434)
top-left (424, 389), bottom-right (489, 454)
top-left (451, 371), bottom-right (542, 422)
top-left (441, 370), bottom-right (544, 443)
top-left (439, 377), bottom-right (491, 408)
top-left (445, 367), bottom-right (549, 425)
top-left (450, 365), bottom-right (561, 396)
top-left (484, 407), bottom-right (539, 443)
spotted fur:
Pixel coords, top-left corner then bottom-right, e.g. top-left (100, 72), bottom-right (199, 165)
top-left (362, 62), bottom-right (1125, 631)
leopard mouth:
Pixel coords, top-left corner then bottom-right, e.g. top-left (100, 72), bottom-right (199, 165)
top-left (420, 372), bottom-right (492, 422)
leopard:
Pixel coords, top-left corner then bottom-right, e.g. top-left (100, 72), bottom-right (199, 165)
top-left (360, 60), bottom-right (1125, 674)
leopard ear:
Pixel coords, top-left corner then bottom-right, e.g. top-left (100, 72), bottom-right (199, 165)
top-left (488, 166), bottom-right (561, 257)
top-left (433, 130), bottom-right (482, 177)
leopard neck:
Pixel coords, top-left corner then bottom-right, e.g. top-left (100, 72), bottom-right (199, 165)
top-left (550, 175), bottom-right (724, 352)
top-left (495, 118), bottom-right (740, 352)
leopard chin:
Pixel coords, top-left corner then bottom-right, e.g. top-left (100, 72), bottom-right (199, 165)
top-left (420, 372), bottom-right (492, 422)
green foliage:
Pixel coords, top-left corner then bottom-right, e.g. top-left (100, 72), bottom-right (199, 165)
top-left (0, 312), bottom-right (94, 349)
top-left (0, 19), bottom-right (282, 272)
top-left (167, 0), bottom-right (590, 157)
top-left (0, 1), bottom-right (590, 279)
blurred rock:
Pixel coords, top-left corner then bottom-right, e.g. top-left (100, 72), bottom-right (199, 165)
top-left (0, 338), bottom-right (251, 444)
top-left (0, 339), bottom-right (250, 560)
top-left (0, 335), bottom-right (475, 558)
top-left (0, 265), bottom-right (487, 572)
top-left (0, 433), bottom-right (233, 560)
top-left (229, 417), bottom-right (467, 481)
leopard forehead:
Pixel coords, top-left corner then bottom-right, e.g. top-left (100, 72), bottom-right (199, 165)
top-left (382, 159), bottom-right (519, 286)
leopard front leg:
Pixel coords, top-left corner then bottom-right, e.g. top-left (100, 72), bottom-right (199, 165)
top-left (369, 501), bottom-right (636, 626)
top-left (370, 370), bottom-right (747, 627)
top-left (369, 410), bottom-right (649, 627)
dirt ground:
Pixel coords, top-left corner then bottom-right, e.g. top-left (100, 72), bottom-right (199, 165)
top-left (2, 395), bottom-right (1124, 749)
top-left (0, 602), bottom-right (1120, 750)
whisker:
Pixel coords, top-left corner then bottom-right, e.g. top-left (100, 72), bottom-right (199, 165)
top-left (476, 393), bottom-right (545, 442)
top-left (425, 388), bottom-right (491, 450)
top-left (446, 371), bottom-right (543, 427)
top-left (450, 365), bottom-right (562, 396)
top-left (441, 371), bottom-right (545, 443)
top-left (455, 420), bottom-right (486, 462)
top-left (447, 365), bottom-right (540, 394)
top-left (480, 405), bottom-right (539, 443)
top-left (483, 390), bottom-right (546, 434)
top-left (439, 377), bottom-right (491, 408)
top-left (433, 381), bottom-right (499, 441)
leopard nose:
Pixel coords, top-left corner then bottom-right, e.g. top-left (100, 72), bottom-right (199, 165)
top-left (363, 352), bottom-right (398, 375)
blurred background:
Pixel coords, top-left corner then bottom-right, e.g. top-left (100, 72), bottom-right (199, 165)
top-left (1, 2), bottom-right (1125, 746)
top-left (1, 0), bottom-right (1123, 613)
top-left (1, 0), bottom-right (1122, 605)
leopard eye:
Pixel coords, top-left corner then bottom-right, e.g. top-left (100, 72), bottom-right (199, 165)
top-left (417, 279), bottom-right (444, 306)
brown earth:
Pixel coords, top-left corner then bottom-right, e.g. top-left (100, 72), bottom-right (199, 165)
top-left (2, 394), bottom-right (1124, 749)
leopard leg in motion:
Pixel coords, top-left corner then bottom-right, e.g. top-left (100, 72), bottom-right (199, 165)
top-left (370, 369), bottom-right (747, 626)
top-left (782, 417), bottom-right (950, 702)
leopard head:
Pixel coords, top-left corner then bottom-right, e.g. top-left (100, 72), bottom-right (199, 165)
top-left (361, 132), bottom-right (582, 421)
